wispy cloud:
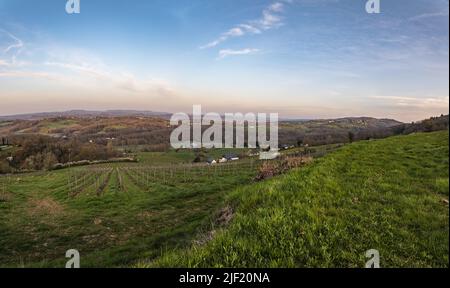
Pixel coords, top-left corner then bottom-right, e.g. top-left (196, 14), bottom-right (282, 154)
top-left (0, 39), bottom-right (177, 98)
top-left (370, 95), bottom-right (449, 109)
top-left (3, 32), bottom-right (23, 54)
top-left (44, 60), bottom-right (175, 95)
top-left (409, 11), bottom-right (449, 21)
top-left (0, 70), bottom-right (65, 81)
top-left (0, 29), bottom-right (25, 67)
top-left (217, 48), bottom-right (260, 59)
top-left (45, 61), bottom-right (110, 79)
top-left (200, 1), bottom-right (290, 49)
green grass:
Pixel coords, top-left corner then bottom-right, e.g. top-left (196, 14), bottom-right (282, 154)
top-left (136, 151), bottom-right (196, 165)
top-left (136, 148), bottom-right (253, 165)
top-left (1, 131), bottom-right (448, 268)
top-left (145, 131), bottom-right (449, 268)
top-left (0, 161), bottom-right (258, 267)
top-left (42, 119), bottom-right (78, 130)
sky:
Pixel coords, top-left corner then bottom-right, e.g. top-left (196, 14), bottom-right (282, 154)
top-left (0, 0), bottom-right (448, 122)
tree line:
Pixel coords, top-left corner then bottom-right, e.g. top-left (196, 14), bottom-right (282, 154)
top-left (1, 135), bottom-right (119, 173)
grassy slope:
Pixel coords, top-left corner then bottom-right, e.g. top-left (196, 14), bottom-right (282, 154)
top-left (149, 131), bottom-right (449, 268)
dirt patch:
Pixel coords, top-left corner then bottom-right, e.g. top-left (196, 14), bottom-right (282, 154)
top-left (216, 205), bottom-right (234, 226)
top-left (93, 218), bottom-right (103, 225)
top-left (254, 156), bottom-right (313, 181)
top-left (28, 198), bottom-right (64, 217)
top-left (193, 206), bottom-right (235, 246)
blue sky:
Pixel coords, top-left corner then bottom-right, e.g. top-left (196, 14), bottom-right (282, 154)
top-left (0, 0), bottom-right (448, 121)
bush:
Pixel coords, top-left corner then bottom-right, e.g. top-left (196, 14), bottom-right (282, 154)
top-left (254, 156), bottom-right (313, 181)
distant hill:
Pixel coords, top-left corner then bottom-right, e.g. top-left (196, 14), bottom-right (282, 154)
top-left (281, 117), bottom-right (402, 129)
top-left (0, 110), bottom-right (172, 121)
top-left (279, 117), bottom-right (403, 146)
top-left (1, 113), bottom-right (447, 150)
top-left (0, 116), bottom-right (171, 149)
top-left (403, 114), bottom-right (449, 134)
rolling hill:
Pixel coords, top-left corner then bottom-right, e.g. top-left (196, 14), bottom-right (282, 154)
top-left (144, 130), bottom-right (449, 268)
top-left (0, 110), bottom-right (172, 121)
top-left (0, 114), bottom-right (403, 147)
top-left (0, 114), bottom-right (447, 175)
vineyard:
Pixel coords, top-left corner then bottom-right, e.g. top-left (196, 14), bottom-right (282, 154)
top-left (0, 157), bottom-right (269, 267)
top-left (59, 160), bottom-right (261, 198)
top-left (0, 142), bottom-right (334, 268)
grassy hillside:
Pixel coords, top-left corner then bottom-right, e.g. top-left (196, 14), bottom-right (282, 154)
top-left (146, 131), bottom-right (449, 268)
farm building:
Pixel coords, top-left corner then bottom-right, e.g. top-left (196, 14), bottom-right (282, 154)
top-left (259, 151), bottom-right (281, 160)
top-left (281, 144), bottom-right (295, 150)
top-left (224, 154), bottom-right (239, 161)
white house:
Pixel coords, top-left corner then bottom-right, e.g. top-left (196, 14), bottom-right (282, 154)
top-left (224, 154), bottom-right (239, 161)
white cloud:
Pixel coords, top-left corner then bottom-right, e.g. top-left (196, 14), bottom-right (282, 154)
top-left (257, 2), bottom-right (285, 29)
top-left (45, 61), bottom-right (110, 79)
top-left (238, 24), bottom-right (261, 34)
top-left (43, 60), bottom-right (175, 95)
top-left (200, 1), bottom-right (290, 49)
top-left (226, 27), bottom-right (245, 37)
top-left (3, 33), bottom-right (23, 54)
top-left (269, 2), bottom-right (284, 12)
top-left (370, 95), bottom-right (449, 109)
top-left (218, 48), bottom-right (260, 59)
top-left (409, 12), bottom-right (449, 21)
top-left (0, 70), bottom-right (65, 81)
top-left (0, 29), bottom-right (25, 66)
top-left (0, 42), bottom-right (176, 100)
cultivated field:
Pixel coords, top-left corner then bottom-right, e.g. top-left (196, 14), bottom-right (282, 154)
top-left (0, 154), bottom-right (262, 267)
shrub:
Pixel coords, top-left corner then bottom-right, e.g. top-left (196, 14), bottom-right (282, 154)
top-left (254, 156), bottom-right (313, 181)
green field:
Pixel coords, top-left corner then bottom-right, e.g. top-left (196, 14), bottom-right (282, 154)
top-left (0, 158), bottom-right (260, 267)
top-left (144, 131), bottom-right (449, 268)
top-left (0, 131), bottom-right (448, 268)
top-left (135, 148), bottom-right (253, 165)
